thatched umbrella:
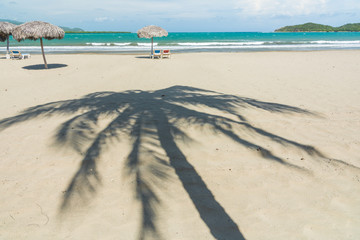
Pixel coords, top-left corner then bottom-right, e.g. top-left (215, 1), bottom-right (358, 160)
top-left (0, 22), bottom-right (16, 54)
top-left (12, 21), bottom-right (65, 69)
top-left (137, 25), bottom-right (168, 55)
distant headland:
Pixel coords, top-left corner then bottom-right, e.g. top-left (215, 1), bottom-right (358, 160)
top-left (275, 22), bottom-right (360, 32)
top-left (0, 19), bottom-right (130, 33)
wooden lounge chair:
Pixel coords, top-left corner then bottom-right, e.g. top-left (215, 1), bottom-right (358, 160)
top-left (152, 49), bottom-right (162, 59)
top-left (10, 50), bottom-right (21, 59)
top-left (10, 50), bottom-right (31, 60)
top-left (162, 49), bottom-right (171, 58)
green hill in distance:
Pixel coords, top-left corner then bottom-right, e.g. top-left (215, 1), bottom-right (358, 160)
top-left (275, 22), bottom-right (360, 32)
top-left (0, 19), bottom-right (130, 33)
top-left (336, 23), bottom-right (360, 32)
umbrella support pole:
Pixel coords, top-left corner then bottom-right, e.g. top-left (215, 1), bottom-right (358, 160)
top-left (40, 38), bottom-right (48, 69)
top-left (5, 36), bottom-right (10, 59)
top-left (151, 37), bottom-right (153, 58)
top-left (6, 36), bottom-right (10, 54)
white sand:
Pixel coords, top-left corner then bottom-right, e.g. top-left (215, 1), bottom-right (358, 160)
top-left (1, 51), bottom-right (360, 239)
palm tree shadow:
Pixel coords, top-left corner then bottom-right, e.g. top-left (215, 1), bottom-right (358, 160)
top-left (0, 85), bottom-right (347, 240)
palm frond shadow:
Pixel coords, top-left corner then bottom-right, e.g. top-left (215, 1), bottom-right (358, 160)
top-left (0, 85), bottom-right (342, 240)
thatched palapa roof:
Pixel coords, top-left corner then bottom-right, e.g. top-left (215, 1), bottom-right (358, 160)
top-left (137, 25), bottom-right (168, 38)
top-left (12, 21), bottom-right (65, 42)
top-left (0, 21), bottom-right (16, 42)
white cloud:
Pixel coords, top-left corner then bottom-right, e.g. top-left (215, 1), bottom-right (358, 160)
top-left (236, 0), bottom-right (328, 16)
top-left (95, 17), bottom-right (109, 22)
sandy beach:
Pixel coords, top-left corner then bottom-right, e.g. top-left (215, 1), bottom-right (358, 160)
top-left (1, 50), bottom-right (360, 240)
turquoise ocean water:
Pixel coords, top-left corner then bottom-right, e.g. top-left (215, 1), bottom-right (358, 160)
top-left (2, 32), bottom-right (360, 53)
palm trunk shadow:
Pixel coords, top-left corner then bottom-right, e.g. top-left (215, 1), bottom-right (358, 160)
top-left (154, 108), bottom-right (246, 240)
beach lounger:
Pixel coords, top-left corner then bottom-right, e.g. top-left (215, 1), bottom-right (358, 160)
top-left (10, 50), bottom-right (31, 60)
top-left (10, 50), bottom-right (21, 59)
top-left (162, 49), bottom-right (171, 58)
top-left (152, 49), bottom-right (162, 59)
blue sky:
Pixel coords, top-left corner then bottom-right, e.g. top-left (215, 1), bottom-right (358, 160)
top-left (1, 0), bottom-right (360, 32)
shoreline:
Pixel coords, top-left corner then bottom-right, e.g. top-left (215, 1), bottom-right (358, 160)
top-left (3, 49), bottom-right (360, 55)
top-left (2, 48), bottom-right (360, 55)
